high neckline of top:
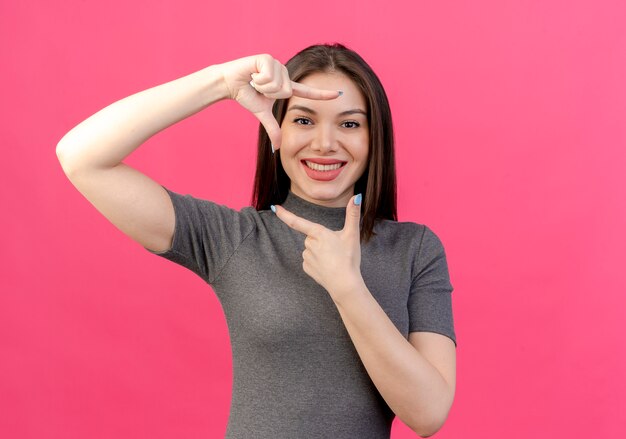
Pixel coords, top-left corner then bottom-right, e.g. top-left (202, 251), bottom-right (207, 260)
top-left (280, 192), bottom-right (348, 231)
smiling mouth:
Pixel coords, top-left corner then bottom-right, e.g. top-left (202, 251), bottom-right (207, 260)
top-left (302, 160), bottom-right (346, 172)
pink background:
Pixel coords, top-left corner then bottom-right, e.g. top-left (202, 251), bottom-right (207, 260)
top-left (1, 1), bottom-right (625, 437)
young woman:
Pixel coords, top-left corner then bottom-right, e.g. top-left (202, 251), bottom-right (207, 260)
top-left (57, 44), bottom-right (456, 438)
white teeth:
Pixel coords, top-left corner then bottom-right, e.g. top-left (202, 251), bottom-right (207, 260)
top-left (305, 161), bottom-right (343, 171)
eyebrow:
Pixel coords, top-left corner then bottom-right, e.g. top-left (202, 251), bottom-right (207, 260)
top-left (286, 104), bottom-right (367, 117)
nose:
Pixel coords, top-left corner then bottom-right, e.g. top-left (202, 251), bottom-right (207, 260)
top-left (311, 124), bottom-right (338, 153)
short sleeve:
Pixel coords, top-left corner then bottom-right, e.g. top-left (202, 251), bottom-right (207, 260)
top-left (408, 226), bottom-right (457, 347)
top-left (145, 186), bottom-right (256, 284)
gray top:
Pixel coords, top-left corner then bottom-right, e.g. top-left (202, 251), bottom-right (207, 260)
top-left (148, 188), bottom-right (456, 438)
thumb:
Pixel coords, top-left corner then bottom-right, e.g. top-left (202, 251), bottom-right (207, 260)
top-left (343, 193), bottom-right (362, 235)
top-left (255, 109), bottom-right (282, 151)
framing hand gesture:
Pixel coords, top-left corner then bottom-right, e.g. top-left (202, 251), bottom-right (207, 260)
top-left (272, 194), bottom-right (365, 303)
top-left (219, 54), bottom-right (341, 150)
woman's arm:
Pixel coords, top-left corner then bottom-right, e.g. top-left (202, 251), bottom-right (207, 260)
top-left (56, 65), bottom-right (229, 252)
top-left (56, 65), bottom-right (229, 172)
top-left (335, 289), bottom-right (456, 438)
top-left (56, 55), bottom-right (340, 252)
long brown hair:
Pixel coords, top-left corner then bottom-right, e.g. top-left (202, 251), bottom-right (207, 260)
top-left (252, 43), bottom-right (397, 241)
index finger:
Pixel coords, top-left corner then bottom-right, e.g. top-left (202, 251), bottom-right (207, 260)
top-left (291, 81), bottom-right (342, 100)
top-left (274, 205), bottom-right (320, 236)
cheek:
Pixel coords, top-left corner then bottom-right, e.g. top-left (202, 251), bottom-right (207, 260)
top-left (361, 143), bottom-right (370, 162)
top-left (356, 145), bottom-right (370, 176)
top-left (281, 126), bottom-right (305, 148)
top-left (283, 129), bottom-right (308, 146)
top-left (278, 147), bottom-right (299, 178)
top-left (278, 152), bottom-right (291, 172)
top-left (356, 137), bottom-right (370, 163)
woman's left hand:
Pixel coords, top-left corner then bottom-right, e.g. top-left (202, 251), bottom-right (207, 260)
top-left (273, 195), bottom-right (365, 303)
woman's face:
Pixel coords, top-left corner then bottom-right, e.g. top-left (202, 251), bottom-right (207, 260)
top-left (280, 71), bottom-right (369, 208)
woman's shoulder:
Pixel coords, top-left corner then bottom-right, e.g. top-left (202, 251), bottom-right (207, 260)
top-left (164, 187), bottom-right (260, 216)
top-left (374, 218), bottom-right (427, 238)
top-left (160, 187), bottom-right (271, 237)
top-left (372, 218), bottom-right (447, 253)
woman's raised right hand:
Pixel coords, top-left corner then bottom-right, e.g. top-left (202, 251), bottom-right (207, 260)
top-left (216, 54), bottom-right (341, 150)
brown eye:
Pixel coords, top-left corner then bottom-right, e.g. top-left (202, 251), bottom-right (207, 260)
top-left (342, 121), bottom-right (360, 128)
top-left (294, 117), bottom-right (312, 125)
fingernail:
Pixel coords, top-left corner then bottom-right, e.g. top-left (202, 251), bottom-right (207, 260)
top-left (338, 90), bottom-right (343, 96)
top-left (271, 143), bottom-right (275, 154)
top-left (270, 205), bottom-right (276, 213)
top-left (354, 194), bottom-right (362, 205)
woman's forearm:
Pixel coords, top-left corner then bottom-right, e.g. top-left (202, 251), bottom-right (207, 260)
top-left (56, 64), bottom-right (228, 173)
top-left (334, 282), bottom-right (455, 437)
